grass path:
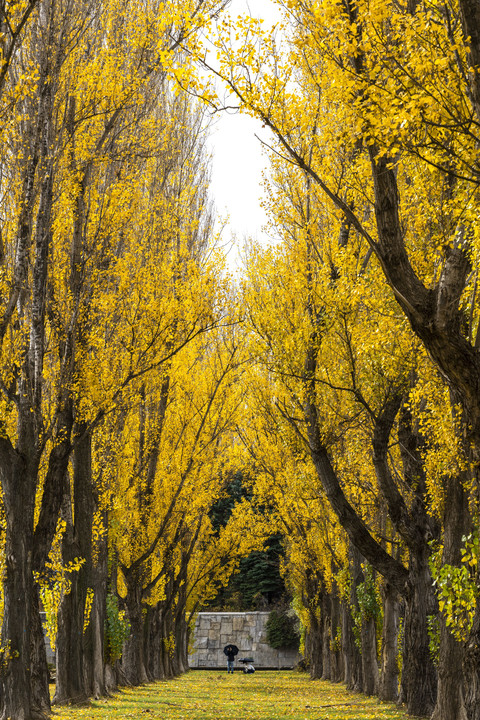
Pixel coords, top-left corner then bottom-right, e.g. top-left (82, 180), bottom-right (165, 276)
top-left (51, 671), bottom-right (412, 720)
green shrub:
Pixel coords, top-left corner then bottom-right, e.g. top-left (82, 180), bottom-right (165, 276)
top-left (106, 593), bottom-right (130, 663)
top-left (266, 607), bottom-right (300, 650)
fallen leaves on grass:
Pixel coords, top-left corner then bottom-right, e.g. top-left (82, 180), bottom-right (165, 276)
top-left (51, 671), bottom-right (410, 720)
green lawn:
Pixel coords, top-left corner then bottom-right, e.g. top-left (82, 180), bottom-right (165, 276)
top-left (51, 671), bottom-right (412, 720)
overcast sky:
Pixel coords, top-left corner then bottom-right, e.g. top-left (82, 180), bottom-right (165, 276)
top-left (206, 0), bottom-right (284, 261)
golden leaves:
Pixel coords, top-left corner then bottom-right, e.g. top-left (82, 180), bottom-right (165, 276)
top-left (51, 669), bottom-right (410, 720)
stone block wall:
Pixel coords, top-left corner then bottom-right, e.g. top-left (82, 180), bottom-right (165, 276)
top-left (188, 612), bottom-right (301, 670)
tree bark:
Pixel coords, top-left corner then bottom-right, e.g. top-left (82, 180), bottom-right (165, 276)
top-left (464, 591), bottom-right (480, 720)
top-left (458, 0), bottom-right (480, 120)
top-left (379, 581), bottom-right (399, 702)
top-left (121, 570), bottom-right (149, 685)
top-left (329, 587), bottom-right (343, 683)
top-left (321, 592), bottom-right (332, 681)
top-left (432, 615), bottom-right (467, 720)
top-left (173, 583), bottom-right (189, 676)
top-left (361, 615), bottom-right (379, 696)
top-left (53, 495), bottom-right (89, 705)
top-left (431, 473), bottom-right (469, 720)
top-left (30, 586), bottom-right (51, 718)
top-left (305, 597), bottom-right (324, 680)
top-left (342, 599), bottom-right (362, 692)
top-left (83, 506), bottom-right (108, 699)
top-left (53, 426), bottom-right (95, 705)
top-left (342, 552), bottom-right (364, 693)
top-left (401, 548), bottom-right (437, 717)
top-left (146, 605), bottom-right (164, 680)
top-left (174, 617), bottom-right (188, 677)
top-left (373, 391), bottom-right (438, 714)
top-left (348, 548), bottom-right (365, 693)
top-left (0, 445), bottom-right (36, 720)
top-left (300, 572), bottom-right (325, 679)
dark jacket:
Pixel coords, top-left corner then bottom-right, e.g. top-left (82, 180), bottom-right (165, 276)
top-left (223, 644), bottom-right (239, 660)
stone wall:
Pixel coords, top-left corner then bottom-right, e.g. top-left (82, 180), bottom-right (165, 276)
top-left (188, 612), bottom-right (301, 670)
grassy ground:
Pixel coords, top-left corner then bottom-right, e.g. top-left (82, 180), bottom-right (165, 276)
top-left (50, 670), bottom-right (412, 720)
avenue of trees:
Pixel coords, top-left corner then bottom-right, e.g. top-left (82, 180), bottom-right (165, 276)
top-left (1, 2), bottom-right (480, 720)
top-left (198, 2), bottom-right (480, 720)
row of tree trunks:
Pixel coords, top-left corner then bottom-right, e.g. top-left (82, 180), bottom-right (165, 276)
top-left (299, 480), bottom-right (476, 719)
top-left (52, 542), bottom-right (192, 705)
top-left (297, 495), bottom-right (437, 717)
top-left (303, 335), bottom-right (438, 715)
top-left (49, 415), bottom-right (194, 705)
top-left (302, 560), bottom-right (397, 702)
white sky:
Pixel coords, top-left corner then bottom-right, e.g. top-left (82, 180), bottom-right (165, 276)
top-left (206, 0), bottom-right (284, 260)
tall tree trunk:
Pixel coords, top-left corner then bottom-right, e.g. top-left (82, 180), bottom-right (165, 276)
top-left (321, 592), bottom-right (332, 681)
top-left (147, 604), bottom-right (165, 680)
top-left (173, 585), bottom-right (188, 676)
top-left (30, 586), bottom-right (51, 717)
top-left (0, 449), bottom-right (36, 720)
top-left (54, 570), bottom-right (88, 705)
top-left (464, 592), bottom-right (480, 720)
top-left (401, 548), bottom-right (437, 716)
top-left (83, 509), bottom-right (108, 699)
top-left (161, 605), bottom-right (176, 679)
top-left (155, 607), bottom-right (167, 680)
top-left (379, 581), bottom-right (399, 702)
top-left (330, 587), bottom-right (343, 682)
top-left (346, 548), bottom-right (364, 692)
top-left (54, 427), bottom-right (94, 704)
top-left (174, 617), bottom-right (187, 676)
top-left (122, 572), bottom-right (148, 685)
top-left (142, 607), bottom-right (154, 682)
top-left (361, 615), bottom-right (379, 696)
top-left (432, 615), bottom-right (467, 720)
top-left (342, 600), bottom-right (362, 692)
top-left (431, 473), bottom-right (469, 720)
top-left (144, 606), bottom-right (155, 681)
top-left (356, 560), bottom-right (379, 697)
top-left (375, 395), bottom-right (438, 714)
top-left (54, 494), bottom-right (89, 704)
top-left (306, 607), bottom-right (324, 679)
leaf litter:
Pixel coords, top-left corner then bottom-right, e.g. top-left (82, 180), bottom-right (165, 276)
top-left (51, 670), bottom-right (411, 720)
